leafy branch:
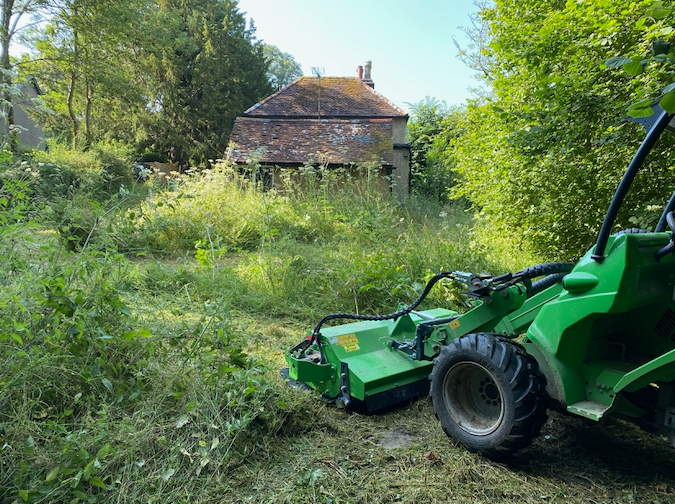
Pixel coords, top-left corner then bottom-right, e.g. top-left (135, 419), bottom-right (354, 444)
top-left (605, 2), bottom-right (675, 116)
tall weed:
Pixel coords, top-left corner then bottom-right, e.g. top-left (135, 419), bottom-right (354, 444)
top-left (117, 160), bottom-right (491, 318)
top-left (0, 140), bottom-right (136, 202)
top-left (0, 177), bottom-right (290, 503)
top-left (0, 141), bottom-right (143, 251)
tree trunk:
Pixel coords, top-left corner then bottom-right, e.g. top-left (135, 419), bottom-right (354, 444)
top-left (84, 78), bottom-right (92, 147)
top-left (68, 16), bottom-right (80, 148)
top-left (67, 69), bottom-right (79, 147)
top-left (0, 0), bottom-right (15, 138)
top-left (0, 0), bottom-right (13, 72)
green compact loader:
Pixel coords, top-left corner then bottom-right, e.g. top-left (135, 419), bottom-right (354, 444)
top-left (284, 103), bottom-right (675, 458)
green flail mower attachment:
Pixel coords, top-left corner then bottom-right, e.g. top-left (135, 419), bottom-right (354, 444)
top-left (284, 103), bottom-right (675, 458)
top-left (284, 266), bottom-right (569, 409)
top-left (283, 264), bottom-right (572, 454)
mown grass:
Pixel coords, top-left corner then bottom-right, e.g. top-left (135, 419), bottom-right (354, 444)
top-left (2, 161), bottom-right (675, 503)
top-left (222, 405), bottom-right (675, 504)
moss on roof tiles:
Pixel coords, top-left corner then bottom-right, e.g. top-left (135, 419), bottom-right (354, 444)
top-left (244, 77), bottom-right (406, 118)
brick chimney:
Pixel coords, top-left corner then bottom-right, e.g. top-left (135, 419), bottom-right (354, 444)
top-left (361, 60), bottom-right (374, 88)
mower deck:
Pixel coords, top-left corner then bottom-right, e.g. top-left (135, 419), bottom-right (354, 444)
top-left (286, 308), bottom-right (457, 411)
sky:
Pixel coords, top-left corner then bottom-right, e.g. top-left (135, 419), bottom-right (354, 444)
top-left (236, 0), bottom-right (483, 113)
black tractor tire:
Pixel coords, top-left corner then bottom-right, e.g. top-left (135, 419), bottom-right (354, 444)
top-left (429, 333), bottom-right (547, 459)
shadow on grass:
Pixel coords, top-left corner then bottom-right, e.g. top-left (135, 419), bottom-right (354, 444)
top-left (512, 411), bottom-right (675, 489)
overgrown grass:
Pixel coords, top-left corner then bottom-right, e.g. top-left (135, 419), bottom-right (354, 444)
top-left (0, 227), bottom-right (297, 502)
top-left (113, 162), bottom-right (488, 317)
top-left (2, 159), bottom-right (675, 504)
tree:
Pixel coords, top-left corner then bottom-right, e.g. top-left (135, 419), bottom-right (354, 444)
top-left (22, 0), bottom-right (272, 164)
top-left (604, 2), bottom-right (675, 116)
top-left (262, 43), bottom-right (302, 90)
top-left (453, 0), bottom-right (674, 260)
top-left (0, 0), bottom-right (49, 76)
top-left (25, 0), bottom-right (151, 146)
top-left (406, 97), bottom-right (461, 203)
top-left (0, 0), bottom-right (48, 140)
top-left (146, 0), bottom-right (273, 166)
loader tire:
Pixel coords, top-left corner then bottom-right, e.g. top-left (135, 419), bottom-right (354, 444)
top-left (429, 333), bottom-right (547, 459)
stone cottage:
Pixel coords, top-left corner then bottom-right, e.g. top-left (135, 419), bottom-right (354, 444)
top-left (227, 61), bottom-right (411, 198)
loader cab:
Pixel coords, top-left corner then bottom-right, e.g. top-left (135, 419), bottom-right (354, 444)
top-left (524, 103), bottom-right (675, 429)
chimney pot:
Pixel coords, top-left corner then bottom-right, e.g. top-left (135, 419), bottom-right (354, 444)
top-left (362, 60), bottom-right (374, 88)
top-left (357, 65), bottom-right (363, 79)
top-left (363, 61), bottom-right (372, 80)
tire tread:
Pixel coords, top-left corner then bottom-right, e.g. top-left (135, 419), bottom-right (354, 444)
top-left (429, 333), bottom-right (547, 458)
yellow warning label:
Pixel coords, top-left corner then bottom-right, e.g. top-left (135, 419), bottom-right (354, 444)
top-left (336, 333), bottom-right (360, 352)
top-left (449, 319), bottom-right (461, 330)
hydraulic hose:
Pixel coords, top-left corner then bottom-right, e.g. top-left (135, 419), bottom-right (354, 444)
top-left (513, 262), bottom-right (575, 281)
top-left (310, 270), bottom-right (455, 340)
top-left (528, 273), bottom-right (567, 298)
top-left (308, 262), bottom-right (574, 346)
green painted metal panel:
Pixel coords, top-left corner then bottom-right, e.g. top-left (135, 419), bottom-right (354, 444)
top-left (527, 231), bottom-right (675, 415)
top-left (287, 308), bottom-right (457, 402)
top-left (613, 347), bottom-right (675, 392)
top-left (496, 283), bottom-right (564, 337)
top-left (431, 285), bottom-right (528, 356)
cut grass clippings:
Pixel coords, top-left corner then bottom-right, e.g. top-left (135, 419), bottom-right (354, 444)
top-left (213, 397), bottom-right (675, 504)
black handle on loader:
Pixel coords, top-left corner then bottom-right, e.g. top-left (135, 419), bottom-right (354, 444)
top-left (655, 211), bottom-right (675, 263)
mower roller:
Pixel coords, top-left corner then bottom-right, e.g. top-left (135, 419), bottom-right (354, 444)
top-left (283, 103), bottom-right (675, 458)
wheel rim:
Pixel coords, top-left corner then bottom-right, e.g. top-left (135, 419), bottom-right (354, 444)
top-left (442, 361), bottom-right (505, 436)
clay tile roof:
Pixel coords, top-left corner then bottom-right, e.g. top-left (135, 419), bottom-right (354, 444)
top-left (228, 117), bottom-right (395, 166)
top-left (244, 77), bottom-right (407, 118)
